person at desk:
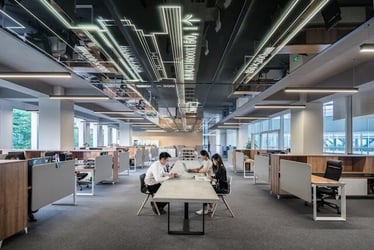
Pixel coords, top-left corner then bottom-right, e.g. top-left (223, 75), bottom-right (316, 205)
top-left (187, 150), bottom-right (213, 177)
top-left (188, 150), bottom-right (214, 215)
top-left (145, 152), bottom-right (177, 214)
top-left (211, 153), bottom-right (228, 194)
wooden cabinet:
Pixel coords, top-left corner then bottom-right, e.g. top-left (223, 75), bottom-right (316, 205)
top-left (0, 160), bottom-right (27, 246)
top-left (271, 154), bottom-right (374, 196)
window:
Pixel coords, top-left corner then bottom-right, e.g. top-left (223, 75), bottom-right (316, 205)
top-left (323, 101), bottom-right (345, 153)
top-left (13, 109), bottom-right (31, 149)
top-left (352, 115), bottom-right (374, 155)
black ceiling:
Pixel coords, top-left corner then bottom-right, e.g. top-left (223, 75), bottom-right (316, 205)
top-left (0, 0), bottom-right (373, 131)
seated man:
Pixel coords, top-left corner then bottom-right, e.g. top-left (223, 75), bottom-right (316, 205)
top-left (145, 152), bottom-right (177, 214)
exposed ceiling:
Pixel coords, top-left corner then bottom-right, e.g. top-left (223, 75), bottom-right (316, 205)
top-left (0, 0), bottom-right (373, 132)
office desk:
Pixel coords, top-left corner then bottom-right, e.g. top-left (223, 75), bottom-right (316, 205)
top-left (153, 179), bottom-right (219, 235)
top-left (312, 175), bottom-right (346, 221)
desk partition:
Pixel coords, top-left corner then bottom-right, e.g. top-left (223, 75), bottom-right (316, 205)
top-left (254, 155), bottom-right (270, 184)
top-left (32, 160), bottom-right (75, 211)
top-left (94, 155), bottom-right (113, 184)
top-left (279, 160), bottom-right (311, 202)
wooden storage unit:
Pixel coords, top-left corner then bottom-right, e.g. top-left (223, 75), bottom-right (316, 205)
top-left (271, 154), bottom-right (374, 196)
top-left (0, 160), bottom-right (28, 247)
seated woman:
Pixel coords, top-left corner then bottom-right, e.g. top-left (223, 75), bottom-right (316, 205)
top-left (195, 153), bottom-right (228, 215)
top-left (187, 150), bottom-right (213, 177)
top-left (211, 153), bottom-right (228, 194)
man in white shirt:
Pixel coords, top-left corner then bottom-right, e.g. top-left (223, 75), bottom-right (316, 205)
top-left (145, 152), bottom-right (177, 214)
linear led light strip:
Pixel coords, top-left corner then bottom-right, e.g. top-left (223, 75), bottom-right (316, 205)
top-left (233, 0), bottom-right (301, 83)
top-left (97, 19), bottom-right (141, 81)
top-left (284, 88), bottom-right (359, 93)
top-left (234, 116), bottom-right (268, 120)
top-left (160, 6), bottom-right (187, 129)
top-left (83, 31), bottom-right (130, 79)
top-left (121, 18), bottom-right (167, 81)
top-left (17, 1), bottom-right (121, 81)
top-left (75, 46), bottom-right (110, 73)
top-left (0, 72), bottom-right (71, 78)
top-left (243, 0), bottom-right (329, 84)
top-left (38, 0), bottom-right (141, 81)
top-left (97, 19), bottom-right (142, 80)
top-left (255, 104), bottom-right (305, 109)
top-left (0, 9), bottom-right (25, 29)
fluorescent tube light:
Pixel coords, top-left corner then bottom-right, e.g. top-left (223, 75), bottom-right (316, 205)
top-left (255, 104), bottom-right (305, 109)
top-left (284, 88), bottom-right (359, 93)
top-left (234, 116), bottom-right (268, 120)
top-left (95, 111), bottom-right (135, 115)
top-left (233, 91), bottom-right (261, 95)
top-left (223, 123), bottom-right (248, 125)
top-left (116, 117), bottom-right (144, 120)
top-left (49, 96), bottom-right (109, 100)
top-left (145, 130), bottom-right (165, 133)
top-left (360, 43), bottom-right (374, 52)
top-left (0, 72), bottom-right (71, 78)
top-left (217, 126), bottom-right (240, 129)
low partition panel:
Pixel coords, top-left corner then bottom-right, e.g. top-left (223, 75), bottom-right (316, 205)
top-left (279, 160), bottom-right (311, 202)
top-left (118, 152), bottom-right (129, 174)
top-left (95, 155), bottom-right (113, 184)
top-left (254, 155), bottom-right (270, 184)
top-left (32, 160), bottom-right (75, 211)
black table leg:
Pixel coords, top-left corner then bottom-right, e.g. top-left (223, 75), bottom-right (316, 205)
top-left (167, 203), bottom-right (205, 235)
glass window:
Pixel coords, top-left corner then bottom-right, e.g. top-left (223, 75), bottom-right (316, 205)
top-left (353, 115), bottom-right (374, 155)
top-left (323, 101), bottom-right (345, 153)
top-left (13, 109), bottom-right (31, 149)
top-left (271, 116), bottom-right (280, 130)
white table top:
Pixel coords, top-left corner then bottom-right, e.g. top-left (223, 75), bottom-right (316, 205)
top-left (153, 178), bottom-right (219, 203)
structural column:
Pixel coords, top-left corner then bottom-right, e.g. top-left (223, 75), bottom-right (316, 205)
top-left (0, 100), bottom-right (13, 149)
top-left (38, 97), bottom-right (74, 150)
top-left (290, 103), bottom-right (323, 154)
top-left (119, 122), bottom-right (131, 146)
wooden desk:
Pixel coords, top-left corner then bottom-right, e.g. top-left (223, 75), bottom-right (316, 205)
top-left (311, 175), bottom-right (346, 221)
top-left (153, 178), bottom-right (219, 235)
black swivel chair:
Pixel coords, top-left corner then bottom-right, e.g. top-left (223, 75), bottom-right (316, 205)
top-left (317, 160), bottom-right (343, 214)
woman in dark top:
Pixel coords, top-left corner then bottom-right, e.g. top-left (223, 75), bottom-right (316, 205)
top-left (211, 153), bottom-right (228, 194)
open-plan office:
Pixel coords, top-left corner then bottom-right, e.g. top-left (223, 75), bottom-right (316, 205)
top-left (1, 0), bottom-right (374, 249)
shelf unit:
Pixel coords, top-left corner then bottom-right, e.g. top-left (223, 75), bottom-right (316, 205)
top-left (181, 148), bottom-right (196, 160)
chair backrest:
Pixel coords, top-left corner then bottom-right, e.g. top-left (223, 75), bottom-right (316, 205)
top-left (324, 160), bottom-right (343, 181)
top-left (139, 173), bottom-right (148, 193)
top-left (227, 176), bottom-right (232, 195)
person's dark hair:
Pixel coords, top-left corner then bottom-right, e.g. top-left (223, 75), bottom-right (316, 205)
top-left (200, 150), bottom-right (209, 158)
top-left (212, 154), bottom-right (223, 166)
top-left (159, 152), bottom-right (171, 160)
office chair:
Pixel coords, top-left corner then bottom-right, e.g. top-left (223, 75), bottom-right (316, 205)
top-left (76, 172), bottom-right (90, 191)
top-left (211, 176), bottom-right (234, 217)
top-left (317, 160), bottom-right (343, 214)
top-left (137, 173), bottom-right (160, 216)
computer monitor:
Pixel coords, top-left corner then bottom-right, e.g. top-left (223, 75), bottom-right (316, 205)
top-left (7, 151), bottom-right (26, 160)
top-left (100, 151), bottom-right (108, 156)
